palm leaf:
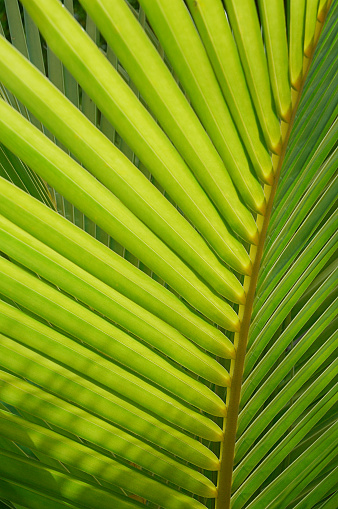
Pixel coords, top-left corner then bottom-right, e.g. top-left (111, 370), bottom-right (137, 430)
top-left (0, 0), bottom-right (336, 508)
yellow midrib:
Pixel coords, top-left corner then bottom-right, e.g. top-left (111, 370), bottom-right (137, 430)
top-left (215, 12), bottom-right (328, 508)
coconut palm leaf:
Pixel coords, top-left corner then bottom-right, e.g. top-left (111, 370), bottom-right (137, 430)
top-left (0, 0), bottom-right (336, 508)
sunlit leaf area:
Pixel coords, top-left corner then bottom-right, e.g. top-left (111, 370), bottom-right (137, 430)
top-left (0, 1), bottom-right (336, 508)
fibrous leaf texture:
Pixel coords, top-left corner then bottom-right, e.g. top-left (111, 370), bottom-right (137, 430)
top-left (0, 0), bottom-right (336, 508)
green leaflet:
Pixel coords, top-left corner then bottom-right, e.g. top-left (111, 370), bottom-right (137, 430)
top-left (0, 142), bottom-right (53, 207)
top-left (247, 214), bottom-right (337, 367)
top-left (236, 333), bottom-right (337, 461)
top-left (23, 7), bottom-right (46, 75)
top-left (18, 0), bottom-right (259, 249)
top-left (0, 388), bottom-right (216, 497)
top-left (289, 0), bottom-right (307, 90)
top-left (0, 257), bottom-right (227, 417)
top-left (262, 129), bottom-right (338, 281)
top-left (269, 122), bottom-right (337, 257)
top-left (138, 0), bottom-right (266, 214)
top-left (0, 99), bottom-right (244, 324)
top-left (79, 0), bottom-right (269, 219)
top-left (0, 329), bottom-right (222, 442)
top-left (0, 1), bottom-right (336, 508)
top-left (2, 0), bottom-right (34, 124)
top-left (0, 318), bottom-right (222, 448)
top-left (0, 177), bottom-right (235, 336)
top-left (0, 478), bottom-right (86, 509)
top-left (293, 260), bottom-right (338, 314)
top-left (0, 20), bottom-right (53, 210)
top-left (240, 290), bottom-right (337, 419)
top-left (318, 492), bottom-right (338, 509)
top-left (304, 0), bottom-right (321, 56)
top-left (4, 0), bottom-right (29, 58)
top-left (256, 169), bottom-right (337, 303)
top-left (0, 447), bottom-right (206, 509)
top-left (185, 0), bottom-right (273, 184)
top-left (289, 409), bottom-right (337, 464)
top-left (0, 215), bottom-right (235, 372)
top-left (0, 67), bottom-right (246, 307)
top-left (293, 466), bottom-right (338, 508)
top-left (234, 373), bottom-right (338, 490)
top-left (318, 0), bottom-right (331, 20)
top-left (276, 16), bottom-right (338, 207)
top-left (258, 0), bottom-right (292, 121)
top-left (232, 379), bottom-right (338, 508)
top-left (247, 422), bottom-right (338, 509)
top-left (223, 0), bottom-right (282, 154)
top-left (25, 0), bottom-right (89, 234)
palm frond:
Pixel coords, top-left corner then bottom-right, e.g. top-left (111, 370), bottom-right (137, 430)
top-left (0, 0), bottom-right (336, 508)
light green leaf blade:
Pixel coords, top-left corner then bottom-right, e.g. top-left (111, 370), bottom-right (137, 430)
top-left (0, 176), bottom-right (235, 337)
top-left (185, 0), bottom-right (273, 184)
top-left (0, 34), bottom-right (248, 297)
top-left (0, 257), bottom-right (227, 417)
top-left (258, 0), bottom-right (292, 121)
top-left (304, 0), bottom-right (321, 56)
top-left (0, 98), bottom-right (244, 321)
top-left (137, 0), bottom-right (266, 214)
top-left (19, 0), bottom-right (258, 250)
top-left (0, 382), bottom-right (217, 498)
top-left (0, 215), bottom-right (235, 373)
top-left (289, 0), bottom-right (307, 90)
top-left (0, 315), bottom-right (223, 448)
top-left (0, 1), bottom-right (336, 508)
top-left (293, 466), bottom-right (338, 509)
top-left (223, 0), bottom-right (282, 153)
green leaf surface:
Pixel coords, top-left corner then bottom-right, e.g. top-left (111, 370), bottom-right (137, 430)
top-left (0, 320), bottom-right (223, 450)
top-left (240, 282), bottom-right (337, 420)
top-left (258, 0), bottom-right (292, 121)
top-left (0, 390), bottom-right (217, 497)
top-left (293, 466), bottom-right (338, 509)
top-left (0, 98), bottom-right (244, 321)
top-left (0, 257), bottom-right (227, 417)
top-left (0, 448), bottom-right (162, 509)
top-left (223, 0), bottom-right (282, 153)
top-left (20, 0), bottom-right (259, 248)
top-left (0, 215), bottom-right (234, 371)
top-left (247, 215), bottom-right (337, 372)
top-left (0, 1), bottom-right (336, 508)
top-left (137, 0), bottom-right (266, 214)
top-left (0, 177), bottom-right (233, 337)
top-left (289, 0), bottom-right (307, 90)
